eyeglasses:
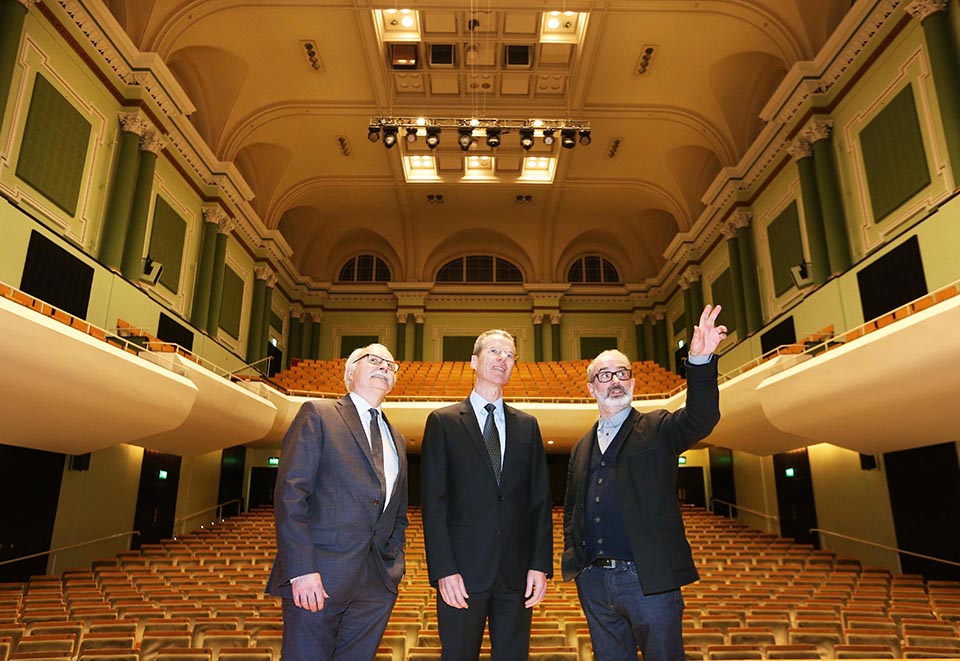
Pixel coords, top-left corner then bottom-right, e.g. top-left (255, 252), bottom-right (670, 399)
top-left (482, 346), bottom-right (517, 363)
top-left (354, 353), bottom-right (399, 373)
top-left (591, 368), bottom-right (632, 383)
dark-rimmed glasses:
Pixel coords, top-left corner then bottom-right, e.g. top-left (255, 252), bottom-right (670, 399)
top-left (353, 353), bottom-right (399, 373)
top-left (591, 368), bottom-right (632, 383)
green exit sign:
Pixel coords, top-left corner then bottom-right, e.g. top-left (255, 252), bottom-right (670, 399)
top-left (268, 457), bottom-right (280, 466)
top-left (158, 469), bottom-right (168, 480)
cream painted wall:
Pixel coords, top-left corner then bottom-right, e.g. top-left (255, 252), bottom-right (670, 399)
top-left (174, 449), bottom-right (223, 537)
top-left (807, 443), bottom-right (900, 572)
top-left (732, 451), bottom-right (780, 534)
top-left (48, 444), bottom-right (144, 573)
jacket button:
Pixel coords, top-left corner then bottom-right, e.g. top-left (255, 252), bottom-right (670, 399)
top-left (373, 499), bottom-right (380, 506)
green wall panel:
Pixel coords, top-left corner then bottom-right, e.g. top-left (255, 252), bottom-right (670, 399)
top-left (579, 336), bottom-right (617, 360)
top-left (710, 269), bottom-right (737, 335)
top-left (767, 201), bottom-right (804, 296)
top-left (16, 74), bottom-right (91, 216)
top-left (860, 84), bottom-right (931, 222)
top-left (219, 265), bottom-right (243, 339)
top-left (148, 196), bottom-right (186, 293)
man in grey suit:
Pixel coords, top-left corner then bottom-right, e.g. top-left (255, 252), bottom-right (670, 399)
top-left (266, 343), bottom-right (408, 661)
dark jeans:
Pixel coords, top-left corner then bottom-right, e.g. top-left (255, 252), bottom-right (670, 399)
top-left (576, 561), bottom-right (685, 661)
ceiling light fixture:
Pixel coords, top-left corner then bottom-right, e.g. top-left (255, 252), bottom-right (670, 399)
top-left (457, 127), bottom-right (474, 151)
top-left (367, 117), bottom-right (591, 151)
top-left (425, 126), bottom-right (441, 149)
top-left (382, 124), bottom-right (399, 148)
top-left (519, 128), bottom-right (535, 151)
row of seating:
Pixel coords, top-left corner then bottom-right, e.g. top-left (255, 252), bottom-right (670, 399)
top-left (2, 505), bottom-right (959, 660)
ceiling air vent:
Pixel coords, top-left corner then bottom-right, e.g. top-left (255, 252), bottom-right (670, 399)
top-left (429, 44), bottom-right (455, 67)
top-left (505, 44), bottom-right (532, 68)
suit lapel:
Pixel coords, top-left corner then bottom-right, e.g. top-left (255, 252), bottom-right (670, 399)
top-left (337, 395), bottom-right (376, 474)
top-left (611, 408), bottom-right (639, 464)
top-left (457, 398), bottom-right (500, 487)
top-left (500, 405), bottom-right (520, 485)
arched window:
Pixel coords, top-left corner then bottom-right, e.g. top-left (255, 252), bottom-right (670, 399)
top-left (436, 256), bottom-right (523, 283)
top-left (567, 255), bottom-right (620, 283)
top-left (338, 254), bottom-right (391, 282)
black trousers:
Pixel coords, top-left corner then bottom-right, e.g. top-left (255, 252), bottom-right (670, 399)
top-left (436, 572), bottom-right (532, 661)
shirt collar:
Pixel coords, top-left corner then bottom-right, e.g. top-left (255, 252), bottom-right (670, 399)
top-left (349, 391), bottom-right (380, 417)
top-left (598, 405), bottom-right (632, 431)
top-left (470, 390), bottom-right (503, 417)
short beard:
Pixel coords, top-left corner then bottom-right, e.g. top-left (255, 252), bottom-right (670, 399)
top-left (599, 386), bottom-right (633, 409)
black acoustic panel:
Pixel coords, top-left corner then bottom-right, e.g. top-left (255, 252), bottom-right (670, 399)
top-left (760, 316), bottom-right (796, 355)
top-left (857, 235), bottom-right (927, 321)
top-left (20, 230), bottom-right (93, 319)
top-left (157, 313), bottom-right (194, 352)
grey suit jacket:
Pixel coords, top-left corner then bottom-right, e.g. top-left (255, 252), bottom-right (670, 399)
top-left (266, 396), bottom-right (408, 600)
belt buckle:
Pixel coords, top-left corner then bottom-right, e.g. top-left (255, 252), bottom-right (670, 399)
top-left (596, 558), bottom-right (617, 569)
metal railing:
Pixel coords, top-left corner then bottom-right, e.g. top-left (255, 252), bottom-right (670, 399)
top-left (811, 528), bottom-right (960, 569)
top-left (173, 499), bottom-right (244, 537)
top-left (0, 530), bottom-right (139, 574)
top-left (710, 498), bottom-right (779, 521)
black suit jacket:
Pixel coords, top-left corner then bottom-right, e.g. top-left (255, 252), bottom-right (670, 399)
top-left (266, 396), bottom-right (408, 600)
top-left (562, 358), bottom-right (720, 594)
top-left (421, 398), bottom-right (553, 593)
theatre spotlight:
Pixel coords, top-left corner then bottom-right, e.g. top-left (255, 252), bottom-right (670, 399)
top-left (542, 128), bottom-right (555, 146)
top-left (367, 124), bottom-right (381, 142)
top-left (457, 126), bottom-right (474, 151)
top-left (382, 124), bottom-right (399, 148)
top-left (578, 129), bottom-right (591, 146)
top-left (485, 127), bottom-right (502, 148)
top-left (405, 127), bottom-right (419, 143)
top-left (425, 126), bottom-right (441, 149)
top-left (519, 128), bottom-right (535, 151)
top-left (561, 128), bottom-right (577, 149)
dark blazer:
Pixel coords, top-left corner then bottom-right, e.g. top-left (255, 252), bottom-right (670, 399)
top-left (421, 398), bottom-right (553, 593)
top-left (562, 358), bottom-right (720, 594)
top-left (266, 396), bottom-right (408, 600)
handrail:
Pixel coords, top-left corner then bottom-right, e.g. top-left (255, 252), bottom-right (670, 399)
top-left (173, 499), bottom-right (244, 536)
top-left (228, 355), bottom-right (273, 378)
top-left (810, 528), bottom-right (960, 569)
top-left (0, 530), bottom-right (139, 573)
top-left (711, 498), bottom-right (779, 521)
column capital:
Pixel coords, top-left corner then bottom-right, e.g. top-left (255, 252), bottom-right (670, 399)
top-left (721, 222), bottom-right (740, 239)
top-left (653, 310), bottom-right (666, 321)
top-left (804, 118), bottom-right (834, 144)
top-left (254, 265), bottom-right (272, 281)
top-left (905, 0), bottom-right (949, 21)
top-left (413, 311), bottom-right (426, 324)
top-left (788, 137), bottom-right (813, 160)
top-left (139, 131), bottom-right (165, 154)
top-left (202, 206), bottom-right (227, 225)
top-left (289, 305), bottom-right (304, 320)
top-left (309, 311), bottom-right (324, 323)
top-left (633, 310), bottom-right (647, 325)
top-left (532, 312), bottom-right (544, 325)
top-left (685, 266), bottom-right (702, 283)
top-left (117, 111), bottom-right (149, 136)
top-left (549, 312), bottom-right (562, 325)
top-left (729, 209), bottom-right (753, 230)
top-left (264, 273), bottom-right (278, 288)
top-left (14, 1), bottom-right (38, 9)
top-left (216, 216), bottom-right (233, 235)
top-left (397, 311), bottom-right (409, 324)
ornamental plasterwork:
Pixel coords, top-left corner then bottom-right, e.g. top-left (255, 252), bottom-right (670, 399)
top-left (788, 137), bottom-right (813, 160)
top-left (265, 273), bottom-right (279, 288)
top-left (905, 0), bottom-right (949, 21)
top-left (254, 266), bottom-right (273, 281)
top-left (288, 305), bottom-right (304, 320)
top-left (140, 132), bottom-right (165, 154)
top-left (804, 118), bottom-right (835, 143)
top-left (117, 111), bottom-right (149, 136)
top-left (216, 217), bottom-right (233, 235)
top-left (730, 209), bottom-right (753, 230)
top-left (202, 206), bottom-right (226, 225)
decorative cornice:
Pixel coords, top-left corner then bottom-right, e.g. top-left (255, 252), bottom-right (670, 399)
top-left (788, 137), bottom-right (813, 160)
top-left (139, 131), bottom-right (165, 154)
top-left (905, 0), bottom-right (949, 21)
top-left (117, 111), bottom-right (149, 136)
top-left (804, 118), bottom-right (834, 144)
top-left (254, 266), bottom-right (272, 281)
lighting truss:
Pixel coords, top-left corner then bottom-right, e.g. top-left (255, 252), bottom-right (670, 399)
top-left (368, 117), bottom-right (591, 149)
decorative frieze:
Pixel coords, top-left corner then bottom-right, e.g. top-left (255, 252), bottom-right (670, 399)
top-left (905, 0), bottom-right (950, 21)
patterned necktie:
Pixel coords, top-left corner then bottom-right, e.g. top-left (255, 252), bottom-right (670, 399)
top-left (368, 409), bottom-right (386, 505)
top-left (483, 403), bottom-right (502, 485)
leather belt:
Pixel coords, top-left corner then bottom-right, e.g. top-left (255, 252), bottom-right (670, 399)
top-left (592, 558), bottom-right (630, 569)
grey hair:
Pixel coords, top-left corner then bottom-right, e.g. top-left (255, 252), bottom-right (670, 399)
top-left (343, 343), bottom-right (393, 391)
top-left (586, 349), bottom-right (632, 382)
top-left (472, 329), bottom-right (515, 356)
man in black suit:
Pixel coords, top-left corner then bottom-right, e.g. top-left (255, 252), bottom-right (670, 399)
top-left (266, 343), bottom-right (408, 661)
top-left (422, 329), bottom-right (553, 660)
top-left (562, 305), bottom-right (725, 661)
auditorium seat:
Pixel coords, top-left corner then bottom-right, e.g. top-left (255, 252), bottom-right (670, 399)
top-left (834, 643), bottom-right (898, 658)
top-left (217, 647), bottom-right (272, 661)
top-left (154, 648), bottom-right (214, 661)
top-left (705, 643), bottom-right (763, 659)
top-left (764, 643), bottom-right (823, 659)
